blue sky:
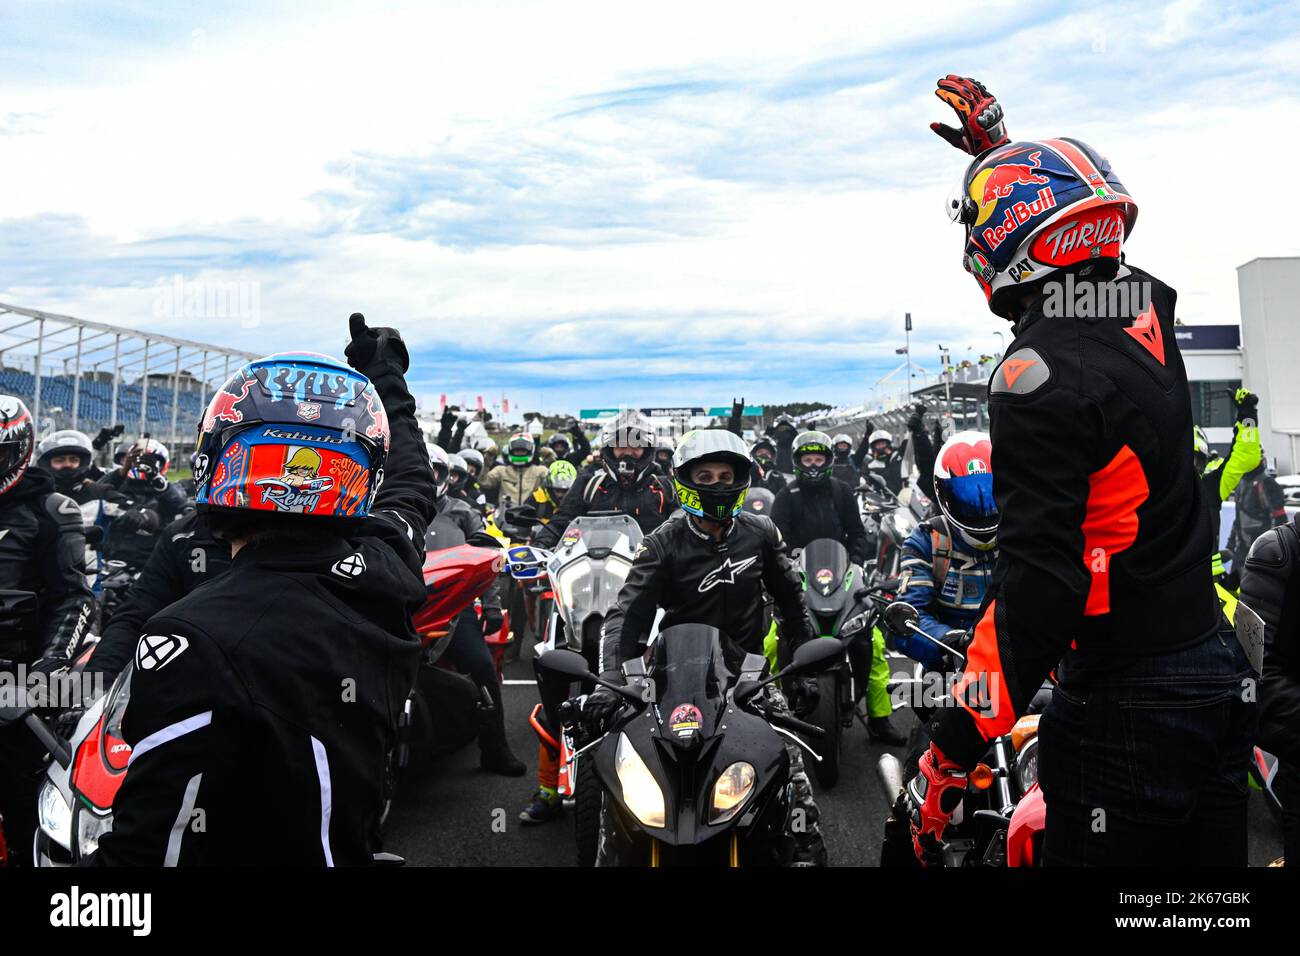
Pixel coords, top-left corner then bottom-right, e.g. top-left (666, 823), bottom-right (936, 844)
top-left (3, 0), bottom-right (1298, 415)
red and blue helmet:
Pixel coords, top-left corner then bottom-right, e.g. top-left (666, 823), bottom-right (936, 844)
top-left (950, 138), bottom-right (1138, 318)
top-left (193, 352), bottom-right (389, 520)
top-left (933, 430), bottom-right (998, 548)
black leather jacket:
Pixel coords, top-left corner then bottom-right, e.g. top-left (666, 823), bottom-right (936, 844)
top-left (771, 477), bottom-right (870, 566)
top-left (0, 468), bottom-right (95, 663)
top-left (93, 333), bottom-right (434, 867)
top-left (932, 265), bottom-right (1221, 768)
top-left (532, 467), bottom-right (676, 550)
top-left (599, 510), bottom-right (813, 680)
top-left (1239, 516), bottom-right (1300, 765)
top-left (93, 471), bottom-right (188, 569)
top-left (90, 512), bottom-right (233, 680)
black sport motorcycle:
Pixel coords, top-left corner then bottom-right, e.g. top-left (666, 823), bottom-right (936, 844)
top-left (795, 538), bottom-right (906, 788)
top-left (538, 624), bottom-right (841, 866)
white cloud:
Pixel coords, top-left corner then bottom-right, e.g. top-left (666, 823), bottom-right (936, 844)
top-left (2, 0), bottom-right (1297, 410)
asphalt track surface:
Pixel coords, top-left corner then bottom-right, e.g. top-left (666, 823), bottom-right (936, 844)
top-left (385, 636), bottom-right (1286, 867)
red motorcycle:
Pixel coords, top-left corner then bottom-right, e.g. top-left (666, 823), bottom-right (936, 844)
top-left (414, 538), bottom-right (511, 675)
top-left (390, 518), bottom-right (510, 816)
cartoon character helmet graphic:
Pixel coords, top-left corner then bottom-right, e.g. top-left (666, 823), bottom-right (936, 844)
top-left (194, 352), bottom-right (388, 522)
top-left (253, 446), bottom-right (337, 513)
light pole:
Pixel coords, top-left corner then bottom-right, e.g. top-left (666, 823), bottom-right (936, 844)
top-left (904, 313), bottom-right (914, 403)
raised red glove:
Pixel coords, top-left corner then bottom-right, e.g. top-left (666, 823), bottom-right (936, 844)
top-left (930, 75), bottom-right (1009, 157)
top-left (907, 742), bottom-right (968, 866)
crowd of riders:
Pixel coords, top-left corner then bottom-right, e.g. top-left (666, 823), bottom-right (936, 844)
top-left (2, 73), bottom-right (1300, 867)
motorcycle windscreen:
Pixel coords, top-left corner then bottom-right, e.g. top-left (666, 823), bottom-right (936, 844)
top-left (555, 516), bottom-right (644, 620)
top-left (650, 624), bottom-right (729, 742)
top-left (564, 514), bottom-right (644, 557)
top-left (803, 538), bottom-right (849, 601)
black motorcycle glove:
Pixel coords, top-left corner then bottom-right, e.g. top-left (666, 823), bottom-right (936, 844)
top-left (480, 608), bottom-right (504, 636)
top-left (115, 508), bottom-right (160, 535)
top-left (788, 675), bottom-right (820, 716)
top-left (344, 312), bottom-right (410, 376)
top-left (1234, 387), bottom-right (1259, 424)
top-left (582, 686), bottom-right (623, 737)
top-left (28, 657), bottom-right (71, 710)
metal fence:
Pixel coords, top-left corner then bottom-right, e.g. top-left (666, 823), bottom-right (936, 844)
top-left (0, 302), bottom-right (259, 453)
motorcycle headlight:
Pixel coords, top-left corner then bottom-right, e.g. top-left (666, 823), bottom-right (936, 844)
top-left (605, 555), bottom-right (632, 588)
top-left (893, 509), bottom-right (916, 539)
top-left (38, 781), bottom-right (72, 851)
top-left (77, 808), bottom-right (113, 858)
top-left (709, 761), bottom-right (755, 824)
top-left (1014, 736), bottom-right (1039, 793)
top-left (839, 610), bottom-right (872, 639)
top-left (615, 732), bottom-right (665, 829)
top-left (554, 561), bottom-right (591, 610)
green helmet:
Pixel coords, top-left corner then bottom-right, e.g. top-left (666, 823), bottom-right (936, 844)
top-left (506, 432), bottom-right (535, 466)
top-left (544, 459), bottom-right (578, 503)
top-left (792, 430), bottom-right (834, 484)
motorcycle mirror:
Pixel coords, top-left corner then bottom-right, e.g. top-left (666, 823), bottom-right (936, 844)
top-left (733, 678), bottom-right (765, 709)
top-left (787, 637), bottom-right (844, 674)
top-left (883, 601), bottom-right (921, 637)
top-left (537, 649), bottom-right (592, 681)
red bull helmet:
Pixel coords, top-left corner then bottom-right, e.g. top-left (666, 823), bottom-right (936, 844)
top-left (193, 352), bottom-right (389, 520)
top-left (933, 430), bottom-right (998, 549)
top-left (949, 138), bottom-right (1138, 318)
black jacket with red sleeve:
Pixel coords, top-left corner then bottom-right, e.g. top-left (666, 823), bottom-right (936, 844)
top-left (931, 265), bottom-right (1220, 768)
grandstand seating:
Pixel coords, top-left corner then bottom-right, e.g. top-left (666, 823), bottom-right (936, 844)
top-left (0, 368), bottom-right (206, 435)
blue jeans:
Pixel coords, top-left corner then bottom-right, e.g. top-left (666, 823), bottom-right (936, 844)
top-left (1038, 629), bottom-right (1256, 866)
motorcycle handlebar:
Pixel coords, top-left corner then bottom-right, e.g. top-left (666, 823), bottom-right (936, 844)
top-left (764, 708), bottom-right (826, 740)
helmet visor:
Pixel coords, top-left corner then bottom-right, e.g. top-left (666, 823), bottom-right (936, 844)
top-left (0, 439), bottom-right (30, 479)
top-left (937, 473), bottom-right (999, 534)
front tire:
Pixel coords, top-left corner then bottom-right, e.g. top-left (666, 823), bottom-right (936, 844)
top-left (574, 756), bottom-right (602, 866)
top-left (809, 670), bottom-right (842, 789)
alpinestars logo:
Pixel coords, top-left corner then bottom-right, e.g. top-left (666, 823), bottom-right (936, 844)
top-left (699, 556), bottom-right (758, 592)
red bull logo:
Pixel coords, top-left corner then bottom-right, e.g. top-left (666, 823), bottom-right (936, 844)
top-left (980, 150), bottom-right (1049, 206)
top-left (363, 389), bottom-right (390, 449)
top-left (202, 377), bottom-right (254, 433)
top-left (979, 186), bottom-right (1057, 252)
